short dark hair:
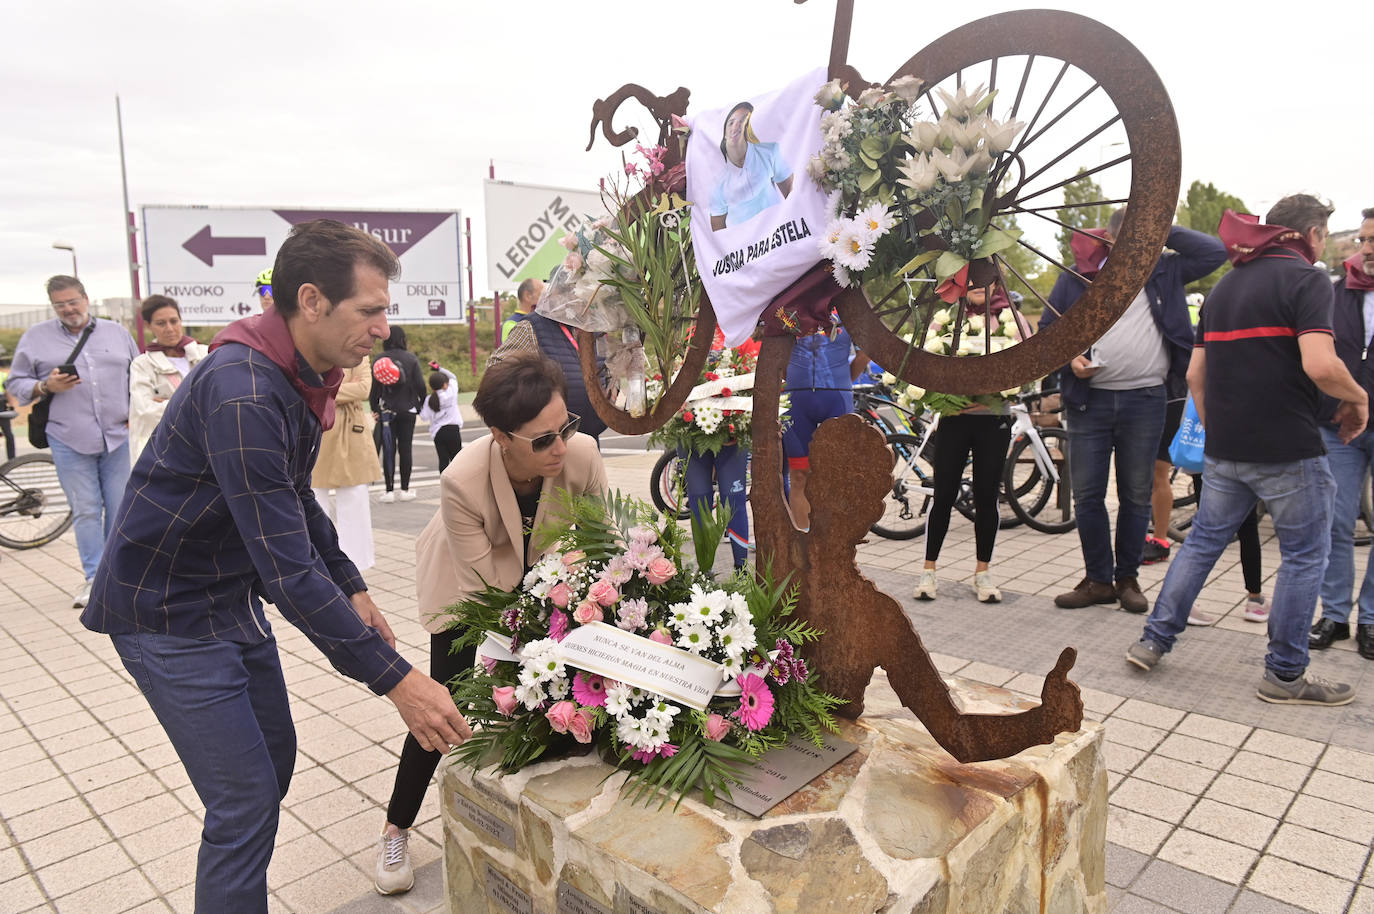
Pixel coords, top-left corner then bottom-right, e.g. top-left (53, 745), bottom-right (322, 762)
top-left (472, 352), bottom-right (568, 433)
top-left (272, 219), bottom-right (399, 318)
top-left (140, 294), bottom-right (180, 324)
top-left (1107, 207), bottom-right (1127, 237)
top-left (382, 326), bottom-right (408, 351)
top-left (1265, 194), bottom-right (1334, 237)
top-left (1362, 207), bottom-right (1374, 221)
top-left (46, 275), bottom-right (85, 299)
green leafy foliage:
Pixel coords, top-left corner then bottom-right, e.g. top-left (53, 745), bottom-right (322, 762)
top-left (1055, 169), bottom-right (1114, 267)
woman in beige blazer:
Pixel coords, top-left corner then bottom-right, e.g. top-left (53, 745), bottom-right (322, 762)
top-left (311, 357), bottom-right (383, 570)
top-left (373, 352), bottom-right (606, 895)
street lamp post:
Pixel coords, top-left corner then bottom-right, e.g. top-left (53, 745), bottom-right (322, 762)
top-left (52, 241), bottom-right (77, 277)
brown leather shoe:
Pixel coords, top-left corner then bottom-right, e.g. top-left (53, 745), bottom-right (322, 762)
top-left (1055, 577), bottom-right (1117, 609)
top-left (1116, 577), bottom-right (1149, 614)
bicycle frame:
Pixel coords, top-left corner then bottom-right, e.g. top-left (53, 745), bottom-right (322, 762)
top-left (1008, 402), bottom-right (1059, 485)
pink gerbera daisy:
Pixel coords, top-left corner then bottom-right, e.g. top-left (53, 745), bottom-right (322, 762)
top-left (548, 610), bottom-right (571, 643)
top-left (733, 674), bottom-right (775, 731)
top-left (631, 743), bottom-right (678, 764)
top-left (572, 672), bottom-right (610, 707)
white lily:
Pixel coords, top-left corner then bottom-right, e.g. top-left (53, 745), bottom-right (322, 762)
top-left (888, 75), bottom-right (925, 103)
top-left (931, 307), bottom-right (952, 327)
top-left (906, 121), bottom-right (941, 153)
top-left (881, 372), bottom-right (898, 387)
top-left (897, 153), bottom-right (939, 193)
top-left (923, 336), bottom-right (947, 354)
top-left (966, 314), bottom-right (985, 334)
top-left (963, 148), bottom-right (994, 177)
top-left (940, 117), bottom-right (981, 153)
top-left (930, 148), bottom-right (969, 182)
top-left (935, 83), bottom-right (988, 120)
top-left (983, 118), bottom-right (1025, 155)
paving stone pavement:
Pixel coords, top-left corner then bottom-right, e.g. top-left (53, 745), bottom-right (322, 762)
top-left (2, 448), bottom-right (1373, 913)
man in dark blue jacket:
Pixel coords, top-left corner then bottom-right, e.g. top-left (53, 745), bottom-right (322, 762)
top-left (1311, 207), bottom-right (1374, 660)
top-left (81, 220), bottom-right (470, 913)
top-left (1040, 210), bottom-right (1226, 614)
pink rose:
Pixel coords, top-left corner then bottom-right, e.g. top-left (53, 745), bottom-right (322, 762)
top-left (492, 686), bottom-right (518, 717)
top-left (573, 601), bottom-right (603, 625)
top-left (644, 556), bottom-right (677, 585)
top-left (703, 713), bottom-right (730, 741)
top-left (567, 708), bottom-right (595, 744)
top-left (561, 550), bottom-right (587, 568)
top-left (545, 700), bottom-right (577, 734)
top-left (648, 628), bottom-right (673, 645)
top-left (563, 252), bottom-right (583, 273)
top-left (589, 580), bottom-right (620, 607)
top-left (548, 581), bottom-right (572, 608)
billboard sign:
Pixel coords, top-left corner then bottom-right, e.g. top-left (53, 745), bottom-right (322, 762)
top-left (142, 206), bottom-right (465, 324)
top-left (483, 180), bottom-right (606, 293)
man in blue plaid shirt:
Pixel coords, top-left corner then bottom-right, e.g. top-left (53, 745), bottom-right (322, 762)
top-left (81, 220), bottom-right (470, 913)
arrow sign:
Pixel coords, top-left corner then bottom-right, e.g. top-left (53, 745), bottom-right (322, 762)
top-left (182, 225), bottom-right (267, 266)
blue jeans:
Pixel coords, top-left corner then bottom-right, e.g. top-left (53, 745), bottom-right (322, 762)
top-left (48, 437), bottom-right (130, 580)
top-left (112, 632), bottom-right (296, 914)
top-left (1067, 385), bottom-right (1166, 582)
top-left (682, 444), bottom-right (749, 568)
top-left (1318, 425), bottom-right (1374, 625)
top-left (1143, 456), bottom-right (1335, 678)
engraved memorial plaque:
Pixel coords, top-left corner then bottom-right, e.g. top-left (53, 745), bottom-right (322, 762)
top-left (726, 729), bottom-right (858, 817)
top-left (614, 884), bottom-right (662, 914)
top-left (556, 881), bottom-right (612, 914)
top-left (485, 863), bottom-right (533, 914)
top-left (452, 791), bottom-right (516, 848)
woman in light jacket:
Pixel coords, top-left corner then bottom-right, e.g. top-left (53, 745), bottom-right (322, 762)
top-left (311, 357), bottom-right (383, 570)
top-left (371, 351), bottom-right (606, 896)
top-left (128, 295), bottom-right (208, 461)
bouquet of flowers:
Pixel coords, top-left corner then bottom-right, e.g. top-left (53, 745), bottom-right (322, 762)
top-left (886, 309), bottom-right (1027, 415)
top-left (647, 342), bottom-right (759, 456)
top-left (536, 143), bottom-right (701, 416)
top-left (445, 491), bottom-right (843, 807)
top-left (809, 77), bottom-right (1025, 301)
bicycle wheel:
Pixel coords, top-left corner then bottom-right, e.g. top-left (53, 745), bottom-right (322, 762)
top-left (649, 450), bottom-right (691, 520)
top-left (871, 432), bottom-right (934, 540)
top-left (1004, 428), bottom-right (1075, 533)
top-left (0, 453), bottom-right (74, 549)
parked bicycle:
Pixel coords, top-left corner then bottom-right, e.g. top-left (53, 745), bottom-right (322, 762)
top-left (0, 431), bottom-right (73, 550)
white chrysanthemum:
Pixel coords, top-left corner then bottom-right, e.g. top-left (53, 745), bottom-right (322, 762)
top-left (818, 219), bottom-right (846, 261)
top-left (688, 588), bottom-right (729, 627)
top-left (645, 699), bottom-right (680, 729)
top-left (825, 189), bottom-right (844, 221)
top-left (719, 618), bottom-right (756, 659)
top-left (856, 202), bottom-right (895, 239)
top-left (617, 716), bottom-right (652, 749)
top-left (719, 653), bottom-right (742, 679)
top-left (834, 222), bottom-right (876, 271)
top-left (667, 600), bottom-right (692, 631)
top-left (677, 624), bottom-right (712, 654)
top-left (832, 262), bottom-right (852, 288)
top-left (693, 405), bottom-right (722, 434)
top-left (515, 682), bottom-right (546, 710)
top-left (604, 682), bottom-right (639, 717)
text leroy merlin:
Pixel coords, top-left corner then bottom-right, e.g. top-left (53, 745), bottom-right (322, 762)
top-left (494, 196), bottom-right (586, 280)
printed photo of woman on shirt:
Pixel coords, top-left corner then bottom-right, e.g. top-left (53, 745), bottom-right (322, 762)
top-left (709, 101), bottom-right (793, 232)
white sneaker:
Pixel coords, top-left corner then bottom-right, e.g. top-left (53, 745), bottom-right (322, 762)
top-left (72, 580), bottom-right (93, 609)
top-left (398, 489), bottom-right (417, 502)
top-left (914, 569), bottom-right (937, 601)
top-left (374, 826), bottom-right (413, 895)
top-left (1242, 595), bottom-right (1269, 623)
top-left (1186, 610), bottom-right (1218, 627)
top-left (379, 491), bottom-right (396, 503)
top-left (974, 571), bottom-right (1001, 603)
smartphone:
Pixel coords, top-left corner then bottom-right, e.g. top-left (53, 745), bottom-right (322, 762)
top-left (1085, 349), bottom-right (1107, 369)
top-left (57, 363), bottom-right (79, 378)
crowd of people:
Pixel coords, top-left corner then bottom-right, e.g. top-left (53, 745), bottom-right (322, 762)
top-left (3, 199), bottom-right (1372, 908)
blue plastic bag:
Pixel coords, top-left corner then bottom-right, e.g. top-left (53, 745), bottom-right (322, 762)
top-left (1168, 396), bottom-right (1205, 474)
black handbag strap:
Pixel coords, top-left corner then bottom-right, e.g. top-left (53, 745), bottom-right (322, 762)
top-left (63, 321), bottom-right (96, 365)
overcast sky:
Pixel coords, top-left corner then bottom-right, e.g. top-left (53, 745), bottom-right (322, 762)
top-left (3, 0), bottom-right (1368, 308)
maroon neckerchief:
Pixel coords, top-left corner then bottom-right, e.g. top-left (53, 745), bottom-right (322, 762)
top-left (1218, 209), bottom-right (1316, 266)
top-left (147, 335), bottom-right (197, 359)
top-left (211, 308), bottom-right (342, 429)
top-left (1344, 254), bottom-right (1374, 292)
top-left (762, 262), bottom-right (845, 337)
top-left (1071, 228), bottom-right (1111, 278)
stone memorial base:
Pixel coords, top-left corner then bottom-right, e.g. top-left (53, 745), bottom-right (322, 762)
top-left (441, 670), bottom-right (1106, 914)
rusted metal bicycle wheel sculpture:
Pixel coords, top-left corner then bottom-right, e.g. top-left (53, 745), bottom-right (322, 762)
top-left (581, 6), bottom-right (1181, 763)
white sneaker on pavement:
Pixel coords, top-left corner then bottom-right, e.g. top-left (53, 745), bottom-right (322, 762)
top-left (398, 489), bottom-right (416, 501)
top-left (1242, 594), bottom-right (1269, 623)
top-left (1186, 610), bottom-right (1218, 627)
top-left (974, 571), bottom-right (1002, 603)
top-left (73, 580), bottom-right (92, 609)
top-left (379, 491), bottom-right (396, 504)
top-left (914, 569), bottom-right (937, 601)
top-left (374, 826), bottom-right (413, 895)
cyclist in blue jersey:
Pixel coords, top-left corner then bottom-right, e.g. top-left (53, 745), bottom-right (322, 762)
top-left (783, 323), bottom-right (867, 527)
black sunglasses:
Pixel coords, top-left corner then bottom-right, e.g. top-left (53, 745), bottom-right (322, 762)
top-left (508, 414), bottom-right (580, 452)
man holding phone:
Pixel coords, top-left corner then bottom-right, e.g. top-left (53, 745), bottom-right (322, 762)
top-left (1039, 212), bottom-right (1226, 615)
top-left (8, 275), bottom-right (139, 606)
